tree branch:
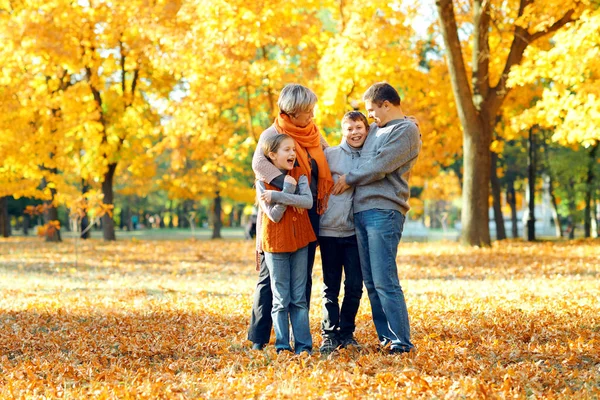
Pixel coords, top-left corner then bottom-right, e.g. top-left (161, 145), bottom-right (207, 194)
top-left (435, 0), bottom-right (479, 126)
top-left (489, 6), bottom-right (575, 115)
top-left (472, 0), bottom-right (490, 110)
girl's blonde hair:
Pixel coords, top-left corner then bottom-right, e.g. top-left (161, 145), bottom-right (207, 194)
top-left (263, 134), bottom-right (294, 163)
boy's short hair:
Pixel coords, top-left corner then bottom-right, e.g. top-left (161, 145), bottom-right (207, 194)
top-left (278, 84), bottom-right (317, 116)
top-left (362, 82), bottom-right (401, 106)
top-left (342, 111), bottom-right (369, 130)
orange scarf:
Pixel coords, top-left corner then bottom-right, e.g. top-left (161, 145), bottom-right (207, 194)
top-left (275, 114), bottom-right (333, 215)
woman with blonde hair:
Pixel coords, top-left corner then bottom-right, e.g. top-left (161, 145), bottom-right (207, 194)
top-left (248, 83), bottom-right (333, 350)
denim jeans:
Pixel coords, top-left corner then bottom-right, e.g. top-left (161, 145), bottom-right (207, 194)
top-left (247, 209), bottom-right (318, 346)
top-left (354, 209), bottom-right (414, 351)
top-left (319, 235), bottom-right (363, 340)
top-left (264, 246), bottom-right (312, 353)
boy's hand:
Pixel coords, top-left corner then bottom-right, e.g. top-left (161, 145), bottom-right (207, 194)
top-left (260, 190), bottom-right (273, 203)
top-left (284, 175), bottom-right (297, 186)
top-left (332, 174), bottom-right (351, 195)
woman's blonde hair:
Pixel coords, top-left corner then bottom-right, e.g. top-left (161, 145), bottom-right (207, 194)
top-left (278, 84), bottom-right (317, 116)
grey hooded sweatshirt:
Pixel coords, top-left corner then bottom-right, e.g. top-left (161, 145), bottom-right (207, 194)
top-left (319, 141), bottom-right (362, 237)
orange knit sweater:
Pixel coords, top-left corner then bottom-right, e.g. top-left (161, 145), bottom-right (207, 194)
top-left (261, 182), bottom-right (316, 253)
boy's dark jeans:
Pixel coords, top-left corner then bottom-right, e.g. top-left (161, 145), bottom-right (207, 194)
top-left (319, 235), bottom-right (363, 340)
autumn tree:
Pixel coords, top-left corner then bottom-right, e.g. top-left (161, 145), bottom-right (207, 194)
top-left (1, 0), bottom-right (183, 241)
top-left (435, 0), bottom-right (587, 245)
top-left (159, 0), bottom-right (330, 238)
top-left (509, 8), bottom-right (600, 238)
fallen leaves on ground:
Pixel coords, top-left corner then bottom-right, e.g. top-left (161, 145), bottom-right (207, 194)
top-left (0, 238), bottom-right (598, 398)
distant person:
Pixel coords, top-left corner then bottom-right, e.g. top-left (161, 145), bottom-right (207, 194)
top-left (256, 133), bottom-right (315, 354)
top-left (245, 208), bottom-right (258, 240)
top-left (248, 83), bottom-right (333, 350)
top-left (317, 111), bottom-right (368, 354)
top-left (332, 82), bottom-right (422, 354)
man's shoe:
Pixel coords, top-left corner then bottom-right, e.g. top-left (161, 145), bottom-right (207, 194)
top-left (389, 346), bottom-right (413, 355)
top-left (251, 343), bottom-right (266, 351)
top-left (319, 337), bottom-right (340, 354)
top-left (340, 336), bottom-right (361, 349)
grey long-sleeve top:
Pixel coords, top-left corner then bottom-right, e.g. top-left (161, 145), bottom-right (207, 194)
top-left (257, 175), bottom-right (313, 223)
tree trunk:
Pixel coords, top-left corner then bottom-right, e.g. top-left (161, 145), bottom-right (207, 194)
top-left (491, 151), bottom-right (506, 240)
top-left (23, 214), bottom-right (30, 236)
top-left (583, 143), bottom-right (598, 238)
top-left (42, 176), bottom-right (61, 242)
top-left (102, 163), bottom-right (117, 241)
top-left (546, 175), bottom-right (563, 238)
top-left (567, 179), bottom-right (577, 239)
top-left (526, 127), bottom-right (536, 241)
top-left (44, 202), bottom-right (62, 242)
top-left (506, 180), bottom-right (518, 238)
top-left (461, 123), bottom-right (492, 246)
top-left (0, 197), bottom-right (10, 238)
top-left (212, 191), bottom-right (222, 239)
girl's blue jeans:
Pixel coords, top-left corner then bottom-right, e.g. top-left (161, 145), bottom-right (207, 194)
top-left (264, 246), bottom-right (312, 353)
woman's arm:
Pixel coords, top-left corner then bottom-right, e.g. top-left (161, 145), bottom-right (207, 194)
top-left (252, 127), bottom-right (285, 187)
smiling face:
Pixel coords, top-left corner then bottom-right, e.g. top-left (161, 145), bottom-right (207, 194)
top-left (268, 137), bottom-right (296, 171)
top-left (365, 100), bottom-right (390, 127)
top-left (342, 119), bottom-right (368, 149)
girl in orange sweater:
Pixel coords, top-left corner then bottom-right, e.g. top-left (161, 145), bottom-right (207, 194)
top-left (256, 134), bottom-right (316, 354)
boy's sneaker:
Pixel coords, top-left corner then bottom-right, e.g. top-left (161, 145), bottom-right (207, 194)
top-left (251, 343), bottom-right (266, 351)
top-left (340, 336), bottom-right (361, 349)
top-left (319, 337), bottom-right (340, 354)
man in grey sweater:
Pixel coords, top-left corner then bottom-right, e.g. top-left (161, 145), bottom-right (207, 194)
top-left (333, 82), bottom-right (421, 354)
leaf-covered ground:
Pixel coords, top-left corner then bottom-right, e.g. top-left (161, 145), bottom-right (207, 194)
top-left (0, 237), bottom-right (598, 398)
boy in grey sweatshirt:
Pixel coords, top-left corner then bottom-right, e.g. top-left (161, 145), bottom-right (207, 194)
top-left (332, 82), bottom-right (421, 354)
top-left (317, 111), bottom-right (368, 354)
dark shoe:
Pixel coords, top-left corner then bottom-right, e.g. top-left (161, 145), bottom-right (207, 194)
top-left (319, 337), bottom-right (340, 354)
top-left (389, 346), bottom-right (413, 355)
top-left (340, 336), bottom-right (361, 349)
top-left (251, 343), bottom-right (266, 351)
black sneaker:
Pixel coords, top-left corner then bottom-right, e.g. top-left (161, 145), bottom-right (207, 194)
top-left (340, 336), bottom-right (361, 349)
top-left (389, 346), bottom-right (413, 355)
top-left (319, 337), bottom-right (340, 354)
top-left (251, 343), bottom-right (266, 351)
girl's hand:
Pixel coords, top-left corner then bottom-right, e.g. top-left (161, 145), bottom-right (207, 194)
top-left (284, 175), bottom-right (297, 186)
top-left (261, 190), bottom-right (273, 203)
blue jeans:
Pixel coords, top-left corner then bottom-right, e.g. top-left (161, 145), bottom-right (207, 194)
top-left (354, 209), bottom-right (414, 351)
top-left (264, 247), bottom-right (312, 353)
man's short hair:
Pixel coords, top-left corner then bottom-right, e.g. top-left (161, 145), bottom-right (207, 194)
top-left (363, 82), bottom-right (401, 106)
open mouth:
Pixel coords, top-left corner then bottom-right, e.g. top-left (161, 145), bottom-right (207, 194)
top-left (287, 157), bottom-right (295, 167)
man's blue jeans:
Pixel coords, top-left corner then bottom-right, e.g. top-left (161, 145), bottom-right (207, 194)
top-left (354, 209), bottom-right (414, 352)
top-left (264, 246), bottom-right (312, 353)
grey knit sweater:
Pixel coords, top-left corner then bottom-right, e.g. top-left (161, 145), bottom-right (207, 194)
top-left (346, 119), bottom-right (421, 215)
